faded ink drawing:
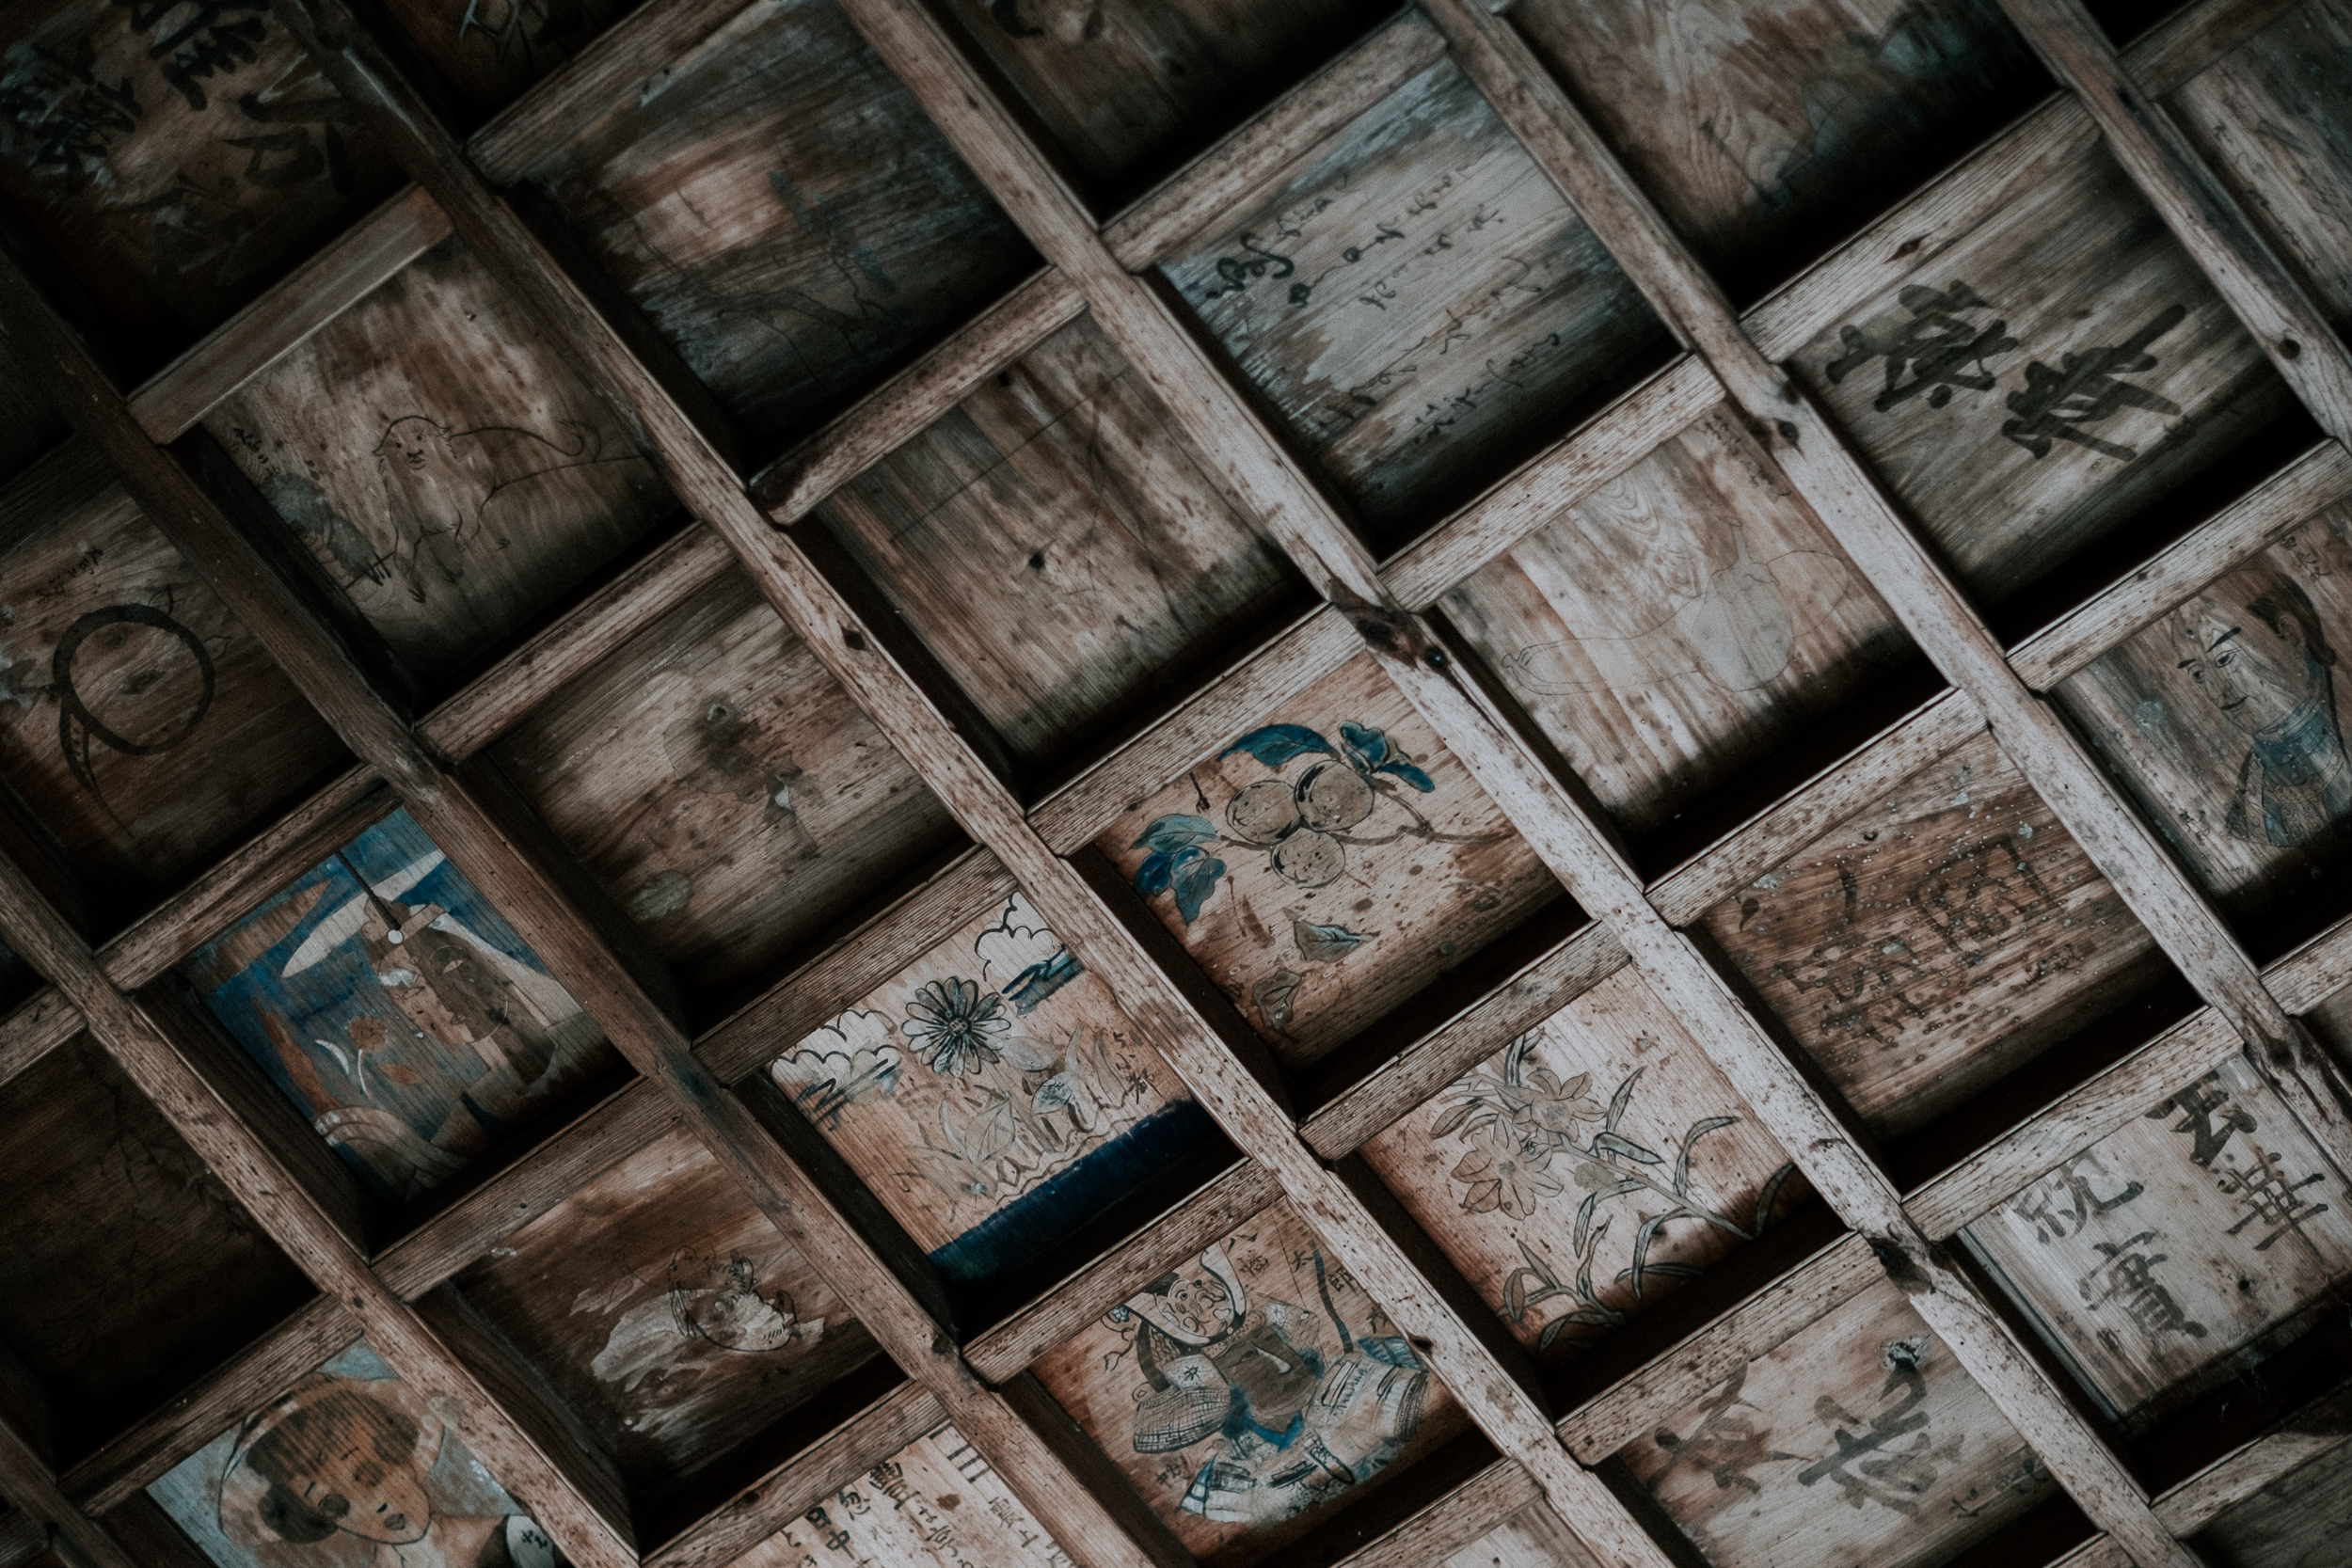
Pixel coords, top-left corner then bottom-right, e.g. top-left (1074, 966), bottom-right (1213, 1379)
top-left (182, 809), bottom-right (618, 1205)
top-left (2171, 567), bottom-right (2352, 848)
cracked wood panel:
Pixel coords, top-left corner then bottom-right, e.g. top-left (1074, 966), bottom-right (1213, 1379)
top-left (201, 229), bottom-right (675, 687)
top-left (1505, 0), bottom-right (2052, 305)
top-left (764, 887), bottom-right (1216, 1301)
top-left (933, 0), bottom-right (1388, 210)
top-left (1358, 961), bottom-right (1809, 1363)
top-left (1437, 401), bottom-right (1916, 845)
top-left (1963, 1054), bottom-right (2352, 1433)
top-left (377, 0), bottom-right (636, 115)
top-left (2052, 509), bottom-right (2352, 954)
top-left (1027, 1196), bottom-right (1470, 1568)
top-left (0, 480), bottom-right (346, 919)
top-left (2195, 1419), bottom-right (2352, 1568)
top-left (1697, 730), bottom-right (2167, 1139)
top-left (1156, 35), bottom-right (1675, 549)
top-left (811, 310), bottom-right (1306, 785)
top-left (508, 0), bottom-right (1039, 450)
top-left (451, 1123), bottom-right (882, 1513)
top-left (1620, 1275), bottom-right (2056, 1568)
top-left (0, 1033), bottom-right (315, 1464)
top-left (0, 0), bottom-right (403, 357)
top-left (487, 563), bottom-right (963, 1023)
top-left (1095, 650), bottom-right (1562, 1070)
top-left (1784, 137), bottom-right (2298, 611)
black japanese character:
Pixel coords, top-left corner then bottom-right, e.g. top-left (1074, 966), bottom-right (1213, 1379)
top-left (222, 90), bottom-right (356, 193)
top-left (2076, 1231), bottom-right (2209, 1340)
top-left (2146, 1071), bottom-right (2256, 1168)
top-left (2000, 304), bottom-right (2188, 461)
top-left (1826, 282), bottom-right (2018, 412)
top-left (2010, 1151), bottom-right (2143, 1243)
top-left (0, 38), bottom-right (145, 194)
top-left (1798, 1340), bottom-right (1963, 1515)
top-left (2217, 1147), bottom-right (2330, 1254)
top-left (116, 0), bottom-right (269, 111)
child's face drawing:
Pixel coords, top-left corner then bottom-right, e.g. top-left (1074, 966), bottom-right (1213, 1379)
top-left (306, 1427), bottom-right (433, 1544)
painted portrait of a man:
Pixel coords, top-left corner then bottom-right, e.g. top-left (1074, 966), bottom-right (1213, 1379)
top-left (2172, 567), bottom-right (2352, 848)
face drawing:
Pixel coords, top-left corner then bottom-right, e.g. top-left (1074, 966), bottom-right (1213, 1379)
top-left (373, 417), bottom-right (449, 475)
top-left (230, 1380), bottom-right (435, 1546)
top-left (2180, 578), bottom-right (2325, 736)
top-left (2171, 567), bottom-right (2352, 848)
top-left (671, 1251), bottom-right (799, 1353)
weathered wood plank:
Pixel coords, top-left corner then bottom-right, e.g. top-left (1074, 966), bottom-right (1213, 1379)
top-left (0, 990), bottom-right (79, 1093)
top-left (377, 0), bottom-right (629, 114)
top-left (2185, 1413), bottom-right (2352, 1564)
top-left (1422, 1484), bottom-right (1595, 1568)
top-left (2151, 1377), bottom-right (2352, 1537)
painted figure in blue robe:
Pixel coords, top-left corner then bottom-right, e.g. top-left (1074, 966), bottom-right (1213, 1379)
top-left (2175, 568), bottom-right (2352, 848)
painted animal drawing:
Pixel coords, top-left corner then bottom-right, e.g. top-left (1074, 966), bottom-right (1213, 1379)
top-left (362, 415), bottom-right (630, 604)
top-left (585, 1245), bottom-right (823, 1398)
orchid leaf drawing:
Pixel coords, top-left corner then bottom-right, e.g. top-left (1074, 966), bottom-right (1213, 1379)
top-left (1675, 1116), bottom-right (1740, 1196)
top-left (1220, 723), bottom-right (1334, 768)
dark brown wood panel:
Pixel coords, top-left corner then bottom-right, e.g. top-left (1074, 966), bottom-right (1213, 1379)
top-left (381, 0), bottom-right (637, 115)
top-left (0, 347), bottom-right (66, 485)
top-left (2194, 1422), bottom-right (2352, 1567)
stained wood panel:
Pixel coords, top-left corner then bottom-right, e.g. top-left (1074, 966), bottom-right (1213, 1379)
top-left (1095, 652), bottom-right (1561, 1069)
top-left (380, 0), bottom-right (634, 114)
top-left (145, 1336), bottom-right (565, 1568)
top-left (1029, 1197), bottom-right (1470, 1567)
top-left (1786, 141), bottom-right (2296, 609)
top-left (1622, 1276), bottom-right (2053, 1568)
top-left (513, 0), bottom-right (1039, 449)
top-left (933, 0), bottom-right (1383, 208)
top-left (2195, 1424), bottom-right (2352, 1568)
top-left (2055, 493), bottom-right (2352, 943)
top-left (1507, 0), bottom-right (2050, 303)
top-left (0, 482), bottom-right (345, 915)
top-left (1156, 40), bottom-right (1675, 546)
top-left (815, 312), bottom-right (1305, 782)
top-left (0, 0), bottom-right (402, 350)
top-left (767, 889), bottom-right (1216, 1296)
top-left (1359, 964), bottom-right (1806, 1361)
top-left (179, 807), bottom-right (624, 1212)
top-left (453, 1125), bottom-right (876, 1500)
top-left (734, 1421), bottom-right (1076, 1568)
top-left (1438, 404), bottom-right (1915, 841)
top-left (490, 565), bottom-right (962, 1017)
top-left (0, 1034), bottom-right (315, 1460)
top-left (1698, 731), bottom-right (2164, 1137)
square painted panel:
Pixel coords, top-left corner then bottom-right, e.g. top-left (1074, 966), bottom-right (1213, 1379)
top-left (1786, 142), bottom-right (2298, 610)
top-left (1095, 652), bottom-right (1562, 1070)
top-left (0, 482), bottom-right (345, 916)
top-left (935, 0), bottom-right (1386, 208)
top-left (490, 565), bottom-right (963, 1017)
top-left (739, 1421), bottom-right (1077, 1567)
top-left (0, 0), bottom-right (403, 352)
top-left (204, 230), bottom-right (674, 686)
top-left (379, 0), bottom-right (637, 115)
top-left (0, 1035), bottom-right (315, 1458)
top-left (814, 311), bottom-right (1305, 784)
top-left (514, 0), bottom-right (1039, 450)
top-left (453, 1125), bottom-right (879, 1502)
top-left (768, 888), bottom-right (1218, 1299)
top-left (147, 1336), bottom-right (567, 1568)
top-left (1156, 40), bottom-right (1675, 547)
top-left (1699, 731), bottom-right (2166, 1137)
top-left (180, 807), bottom-right (625, 1211)
top-left (1621, 1276), bottom-right (2055, 1568)
top-left (1029, 1197), bottom-right (1469, 1567)
top-left (1966, 1056), bottom-right (2352, 1427)
top-left (1439, 403), bottom-right (1915, 842)
top-left (2055, 513), bottom-right (2352, 948)
top-left (2194, 1422), bottom-right (2352, 1568)
top-left (1360, 963), bottom-right (1805, 1362)
top-left (1508, 0), bottom-right (2049, 302)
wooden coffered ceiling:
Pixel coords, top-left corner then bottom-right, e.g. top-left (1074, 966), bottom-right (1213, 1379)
top-left (2, 1), bottom-right (2352, 1566)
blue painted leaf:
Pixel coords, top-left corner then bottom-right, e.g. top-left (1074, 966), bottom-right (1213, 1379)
top-left (1220, 723), bottom-right (1333, 768)
top-left (1376, 759), bottom-right (1436, 793)
top-left (1169, 850), bottom-right (1227, 927)
top-left (1339, 721), bottom-right (1390, 768)
top-left (1004, 949), bottom-right (1084, 1014)
top-left (1134, 850), bottom-right (1174, 899)
top-left (1290, 915), bottom-right (1376, 962)
top-left (1133, 814), bottom-right (1218, 854)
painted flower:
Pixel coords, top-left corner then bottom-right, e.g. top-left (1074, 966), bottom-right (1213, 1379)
top-left (902, 978), bottom-right (1010, 1076)
top-left (1452, 1135), bottom-right (1563, 1218)
top-left (1516, 1068), bottom-right (1605, 1139)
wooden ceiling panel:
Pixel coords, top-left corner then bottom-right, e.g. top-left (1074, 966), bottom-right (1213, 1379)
top-left (1155, 40), bottom-right (1677, 549)
top-left (734, 1419), bottom-right (1076, 1568)
top-left (507, 0), bottom-right (1040, 451)
top-left (1359, 963), bottom-right (1809, 1363)
top-left (812, 310), bottom-right (1309, 787)
top-left (1439, 1498), bottom-right (1602, 1568)
top-left (380, 0), bottom-right (640, 116)
top-left (2190, 1416), bottom-right (2352, 1568)
top-left (0, 1034), bottom-right (317, 1464)
top-left (488, 564), bottom-right (964, 1022)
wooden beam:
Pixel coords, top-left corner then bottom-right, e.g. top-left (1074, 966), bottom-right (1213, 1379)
top-left (1326, 1460), bottom-right (1545, 1568)
top-left (0, 1421), bottom-right (135, 1568)
top-left (0, 993), bottom-right (78, 1095)
top-left (2151, 1378), bottom-right (2352, 1536)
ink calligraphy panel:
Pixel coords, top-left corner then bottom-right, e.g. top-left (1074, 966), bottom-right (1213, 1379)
top-left (452, 1125), bottom-right (879, 1504)
top-left (2194, 1424), bottom-right (2352, 1568)
top-left (0, 479), bottom-right (345, 918)
top-left (767, 888), bottom-right (1217, 1299)
top-left (1785, 141), bottom-right (2297, 610)
top-left (0, 0), bottom-right (402, 355)
top-left (489, 565), bottom-right (962, 1018)
top-left (180, 808), bottom-right (625, 1213)
top-left (1619, 1276), bottom-right (2053, 1568)
top-left (1094, 652), bottom-right (1562, 1070)
top-left (1359, 964), bottom-right (1807, 1361)
top-left (511, 0), bottom-right (1038, 450)
top-left (1963, 1056), bottom-right (2352, 1427)
top-left (1155, 40), bottom-right (1676, 547)
top-left (1028, 1197), bottom-right (1470, 1567)
top-left (734, 1421), bottom-right (1077, 1568)
top-left (203, 230), bottom-right (674, 687)
top-left (147, 1337), bottom-right (568, 1568)
top-left (1438, 403), bottom-right (1915, 842)
top-left (1507, 0), bottom-right (2048, 303)
top-left (377, 0), bottom-right (633, 115)
top-left (2054, 508), bottom-right (2352, 947)
top-left (813, 311), bottom-right (1307, 783)
top-left (932, 0), bottom-right (1384, 208)
top-left (0, 1034), bottom-right (315, 1460)
top-left (1697, 731), bottom-right (2166, 1137)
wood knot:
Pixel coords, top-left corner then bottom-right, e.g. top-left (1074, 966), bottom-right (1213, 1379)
top-left (2280, 338), bottom-right (2304, 360)
top-left (1868, 1236), bottom-right (1931, 1294)
top-left (842, 627), bottom-right (867, 652)
top-left (1774, 420), bottom-right (1800, 445)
